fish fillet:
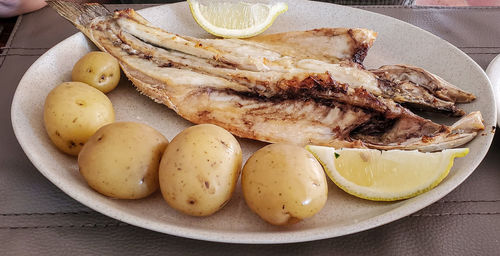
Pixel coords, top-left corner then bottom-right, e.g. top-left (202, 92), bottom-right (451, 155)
top-left (246, 29), bottom-right (474, 116)
top-left (47, 1), bottom-right (484, 151)
top-left (246, 28), bottom-right (377, 65)
top-left (104, 3), bottom-right (472, 116)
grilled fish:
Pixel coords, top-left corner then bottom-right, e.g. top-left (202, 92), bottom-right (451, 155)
top-left (249, 31), bottom-right (475, 116)
top-left (47, 1), bottom-right (484, 151)
top-left (247, 28), bottom-right (377, 65)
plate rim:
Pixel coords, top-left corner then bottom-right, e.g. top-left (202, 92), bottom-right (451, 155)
top-left (10, 1), bottom-right (497, 244)
top-left (485, 54), bottom-right (500, 127)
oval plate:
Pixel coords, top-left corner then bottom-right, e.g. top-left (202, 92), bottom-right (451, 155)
top-left (11, 1), bottom-right (496, 244)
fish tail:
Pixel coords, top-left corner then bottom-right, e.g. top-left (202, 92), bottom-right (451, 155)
top-left (46, 1), bottom-right (110, 27)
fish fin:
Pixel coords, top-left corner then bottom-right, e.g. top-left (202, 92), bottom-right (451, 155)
top-left (450, 111), bottom-right (484, 133)
top-left (373, 64), bottom-right (476, 103)
top-left (46, 0), bottom-right (111, 27)
top-left (361, 111), bottom-right (484, 152)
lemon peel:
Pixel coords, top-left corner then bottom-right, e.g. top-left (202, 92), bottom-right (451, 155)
top-left (306, 146), bottom-right (469, 201)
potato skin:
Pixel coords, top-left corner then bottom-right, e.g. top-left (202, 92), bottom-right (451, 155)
top-left (241, 144), bottom-right (328, 225)
top-left (159, 124), bottom-right (242, 216)
top-left (71, 51), bottom-right (120, 93)
top-left (43, 82), bottom-right (115, 156)
top-left (78, 122), bottom-right (168, 199)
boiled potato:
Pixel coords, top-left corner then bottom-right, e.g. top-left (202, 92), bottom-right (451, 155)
top-left (241, 143), bottom-right (328, 225)
top-left (71, 51), bottom-right (120, 93)
top-left (78, 122), bottom-right (168, 199)
top-left (44, 82), bottom-right (115, 156)
top-left (159, 124), bottom-right (242, 216)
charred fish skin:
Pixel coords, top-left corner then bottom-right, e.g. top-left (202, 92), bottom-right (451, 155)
top-left (376, 77), bottom-right (466, 116)
top-left (357, 111), bottom-right (484, 151)
top-left (47, 1), bottom-right (484, 151)
top-left (371, 64), bottom-right (476, 116)
top-left (372, 65), bottom-right (476, 103)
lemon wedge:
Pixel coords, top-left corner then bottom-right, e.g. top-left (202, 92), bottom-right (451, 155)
top-left (187, 0), bottom-right (288, 38)
top-left (306, 146), bottom-right (469, 201)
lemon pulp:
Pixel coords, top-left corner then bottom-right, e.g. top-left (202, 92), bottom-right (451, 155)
top-left (306, 146), bottom-right (469, 201)
top-left (188, 0), bottom-right (288, 38)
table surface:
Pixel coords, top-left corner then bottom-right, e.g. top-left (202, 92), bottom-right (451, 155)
top-left (1, 3), bottom-right (499, 255)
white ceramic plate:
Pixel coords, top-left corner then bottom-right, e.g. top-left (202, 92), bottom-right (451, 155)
top-left (11, 1), bottom-right (497, 244)
top-left (485, 54), bottom-right (500, 126)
